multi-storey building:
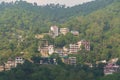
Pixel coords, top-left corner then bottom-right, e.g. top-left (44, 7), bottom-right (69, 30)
top-left (15, 57), bottom-right (24, 65)
top-left (38, 40), bottom-right (49, 57)
top-left (48, 45), bottom-right (54, 55)
top-left (4, 59), bottom-right (15, 70)
top-left (69, 44), bottom-right (80, 54)
top-left (38, 43), bottom-right (54, 57)
top-left (55, 49), bottom-right (64, 57)
top-left (50, 26), bottom-right (59, 38)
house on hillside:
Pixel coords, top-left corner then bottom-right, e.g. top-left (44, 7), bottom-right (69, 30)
top-left (62, 57), bottom-right (77, 65)
top-left (49, 26), bottom-right (59, 38)
top-left (15, 57), bottom-right (24, 66)
top-left (79, 40), bottom-right (90, 51)
top-left (109, 58), bottom-right (118, 63)
top-left (4, 58), bottom-right (15, 70)
top-left (60, 28), bottom-right (69, 35)
top-left (104, 63), bottom-right (120, 75)
top-left (38, 43), bottom-right (54, 57)
top-left (63, 46), bottom-right (69, 52)
top-left (71, 30), bottom-right (79, 36)
top-left (55, 49), bottom-right (64, 57)
top-left (35, 34), bottom-right (44, 39)
top-left (39, 46), bottom-right (49, 57)
top-left (38, 40), bottom-right (49, 57)
top-left (0, 65), bottom-right (4, 72)
top-left (69, 57), bottom-right (77, 65)
top-left (69, 44), bottom-right (80, 54)
top-left (48, 45), bottom-right (54, 55)
top-left (69, 40), bottom-right (90, 54)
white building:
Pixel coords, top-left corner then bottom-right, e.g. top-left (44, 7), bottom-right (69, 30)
top-left (50, 26), bottom-right (59, 38)
top-left (15, 57), bottom-right (24, 65)
top-left (60, 28), bottom-right (69, 35)
top-left (48, 45), bottom-right (54, 55)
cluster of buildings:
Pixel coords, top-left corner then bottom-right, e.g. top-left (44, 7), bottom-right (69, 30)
top-left (37, 25), bottom-right (90, 65)
top-left (69, 40), bottom-right (90, 53)
top-left (49, 26), bottom-right (79, 38)
top-left (0, 57), bottom-right (24, 72)
top-left (38, 39), bottom-right (90, 57)
top-left (39, 57), bottom-right (77, 66)
top-left (38, 40), bottom-right (54, 57)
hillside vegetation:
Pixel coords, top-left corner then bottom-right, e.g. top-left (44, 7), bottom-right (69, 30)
top-left (0, 0), bottom-right (119, 62)
top-left (62, 1), bottom-right (120, 62)
top-left (0, 0), bottom-right (119, 59)
top-left (0, 0), bottom-right (120, 80)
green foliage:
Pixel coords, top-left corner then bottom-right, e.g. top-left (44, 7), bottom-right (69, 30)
top-left (54, 35), bottom-right (66, 48)
top-left (0, 0), bottom-right (120, 79)
top-left (62, 1), bottom-right (120, 62)
top-left (0, 0), bottom-right (119, 60)
top-left (54, 33), bottom-right (79, 48)
top-left (43, 35), bottom-right (54, 45)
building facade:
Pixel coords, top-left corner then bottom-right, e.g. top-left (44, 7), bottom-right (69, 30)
top-left (81, 40), bottom-right (90, 51)
top-left (15, 57), bottom-right (24, 65)
top-left (69, 57), bottom-right (77, 65)
top-left (69, 44), bottom-right (80, 54)
top-left (4, 59), bottom-right (15, 70)
top-left (60, 28), bottom-right (69, 35)
top-left (50, 26), bottom-right (59, 38)
top-left (48, 45), bottom-right (54, 55)
top-left (104, 63), bottom-right (120, 75)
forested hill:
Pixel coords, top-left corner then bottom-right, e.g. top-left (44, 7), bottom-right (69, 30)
top-left (0, 0), bottom-right (120, 80)
top-left (62, 1), bottom-right (120, 61)
top-left (0, 0), bottom-right (117, 24)
top-left (0, 0), bottom-right (117, 33)
top-left (0, 0), bottom-right (120, 61)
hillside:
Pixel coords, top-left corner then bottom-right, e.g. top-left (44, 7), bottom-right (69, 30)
top-left (0, 0), bottom-right (119, 61)
top-left (0, 0), bottom-right (120, 80)
top-left (62, 1), bottom-right (120, 61)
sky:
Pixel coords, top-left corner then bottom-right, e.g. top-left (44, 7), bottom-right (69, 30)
top-left (0, 0), bottom-right (93, 6)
